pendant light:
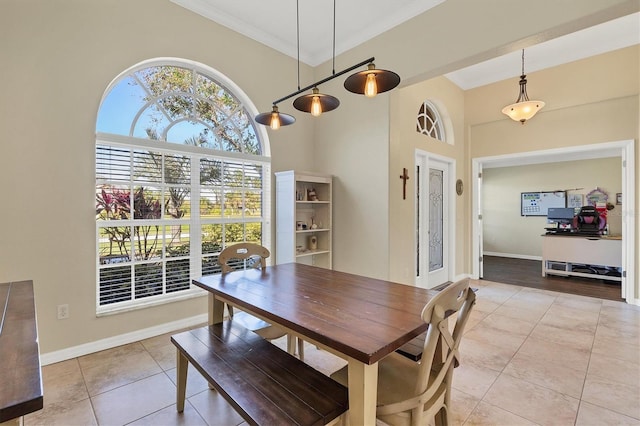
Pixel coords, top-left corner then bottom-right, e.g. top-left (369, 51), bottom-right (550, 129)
top-left (293, 87), bottom-right (340, 116)
top-left (501, 49), bottom-right (545, 124)
top-left (255, 105), bottom-right (295, 130)
top-left (253, 0), bottom-right (401, 128)
top-left (344, 62), bottom-right (400, 97)
top-left (293, 0), bottom-right (340, 116)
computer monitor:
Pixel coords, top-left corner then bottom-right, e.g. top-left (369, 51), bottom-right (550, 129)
top-left (547, 207), bottom-right (576, 227)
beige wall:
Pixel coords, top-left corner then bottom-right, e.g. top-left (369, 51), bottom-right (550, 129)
top-left (311, 0), bottom-right (637, 280)
top-left (1, 0), bottom-right (637, 357)
top-left (388, 77), bottom-right (467, 285)
top-left (483, 158), bottom-right (623, 257)
top-left (313, 76), bottom-right (391, 279)
top-left (0, 0), bottom-right (316, 354)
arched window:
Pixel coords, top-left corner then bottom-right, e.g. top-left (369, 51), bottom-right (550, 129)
top-left (95, 59), bottom-right (270, 314)
top-left (416, 100), bottom-right (446, 142)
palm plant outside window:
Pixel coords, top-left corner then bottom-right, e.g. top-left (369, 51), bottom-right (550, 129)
top-left (95, 60), bottom-right (269, 314)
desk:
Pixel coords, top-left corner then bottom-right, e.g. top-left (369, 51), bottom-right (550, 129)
top-left (0, 281), bottom-right (43, 423)
top-left (541, 235), bottom-right (622, 282)
top-left (193, 263), bottom-right (436, 426)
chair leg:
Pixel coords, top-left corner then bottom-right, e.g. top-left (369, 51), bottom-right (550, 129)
top-left (286, 334), bottom-right (296, 355)
top-left (298, 337), bottom-right (305, 361)
top-left (226, 303), bottom-right (234, 319)
top-left (434, 406), bottom-right (448, 426)
top-left (285, 335), bottom-right (305, 360)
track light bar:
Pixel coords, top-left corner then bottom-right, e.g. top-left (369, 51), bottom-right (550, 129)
top-left (273, 56), bottom-right (374, 105)
top-left (255, 56), bottom-right (401, 128)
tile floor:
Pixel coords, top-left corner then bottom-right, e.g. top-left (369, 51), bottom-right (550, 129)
top-left (23, 279), bottom-right (640, 426)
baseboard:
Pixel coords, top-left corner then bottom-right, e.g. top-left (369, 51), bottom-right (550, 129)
top-left (40, 314), bottom-right (208, 366)
top-left (483, 251), bottom-right (542, 261)
top-left (453, 273), bottom-right (472, 283)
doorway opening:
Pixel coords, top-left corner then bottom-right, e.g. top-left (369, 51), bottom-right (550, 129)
top-left (472, 140), bottom-right (635, 304)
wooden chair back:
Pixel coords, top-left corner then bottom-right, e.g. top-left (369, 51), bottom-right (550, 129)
top-left (215, 242), bottom-right (304, 359)
top-left (377, 278), bottom-right (476, 425)
top-left (218, 243), bottom-right (270, 274)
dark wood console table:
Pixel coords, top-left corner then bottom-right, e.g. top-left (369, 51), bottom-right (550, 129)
top-left (0, 281), bottom-right (43, 422)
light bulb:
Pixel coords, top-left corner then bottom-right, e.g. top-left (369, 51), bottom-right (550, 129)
top-left (364, 73), bottom-right (377, 97)
top-left (311, 96), bottom-right (322, 117)
top-left (270, 112), bottom-right (280, 130)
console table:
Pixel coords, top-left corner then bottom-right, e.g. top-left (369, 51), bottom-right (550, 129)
top-left (0, 281), bottom-right (43, 423)
top-left (541, 235), bottom-right (622, 282)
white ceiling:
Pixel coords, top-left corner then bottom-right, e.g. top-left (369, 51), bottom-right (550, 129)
top-left (170, 0), bottom-right (445, 66)
top-left (446, 12), bottom-right (640, 90)
top-left (172, 0), bottom-right (639, 90)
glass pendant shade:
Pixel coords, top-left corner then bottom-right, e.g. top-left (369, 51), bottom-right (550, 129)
top-left (502, 50), bottom-right (545, 124)
top-left (344, 63), bottom-right (400, 96)
top-left (501, 99), bottom-right (545, 123)
top-left (255, 105), bottom-right (295, 129)
top-left (293, 87), bottom-right (340, 116)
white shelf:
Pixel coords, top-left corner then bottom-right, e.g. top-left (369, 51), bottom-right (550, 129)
top-left (276, 170), bottom-right (332, 269)
top-left (296, 249), bottom-right (331, 258)
top-left (296, 228), bottom-right (330, 234)
top-left (543, 265), bottom-right (622, 282)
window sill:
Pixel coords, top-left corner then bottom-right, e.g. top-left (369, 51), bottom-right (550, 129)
top-left (96, 287), bottom-right (207, 317)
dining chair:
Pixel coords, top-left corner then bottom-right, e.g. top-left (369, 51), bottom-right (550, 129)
top-left (218, 242), bottom-right (304, 360)
top-left (331, 278), bottom-right (475, 426)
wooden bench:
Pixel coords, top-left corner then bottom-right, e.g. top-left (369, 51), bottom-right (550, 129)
top-left (0, 281), bottom-right (43, 423)
top-left (171, 321), bottom-right (348, 426)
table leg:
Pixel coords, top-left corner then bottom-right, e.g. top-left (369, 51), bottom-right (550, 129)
top-left (208, 294), bottom-right (224, 325)
top-left (176, 349), bottom-right (188, 413)
top-left (347, 359), bottom-right (378, 426)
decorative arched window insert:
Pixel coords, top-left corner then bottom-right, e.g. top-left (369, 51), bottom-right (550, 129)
top-left (416, 100), bottom-right (446, 142)
top-left (95, 59), bottom-right (270, 314)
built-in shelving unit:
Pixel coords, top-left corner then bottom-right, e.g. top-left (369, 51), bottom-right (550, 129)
top-left (275, 170), bottom-right (332, 269)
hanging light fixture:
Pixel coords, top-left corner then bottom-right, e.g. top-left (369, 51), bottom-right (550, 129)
top-left (255, 105), bottom-right (295, 130)
top-left (293, 87), bottom-right (340, 116)
top-left (501, 49), bottom-right (545, 124)
top-left (254, 0), bottom-right (401, 128)
top-left (344, 62), bottom-right (400, 97)
top-left (293, 0), bottom-right (340, 117)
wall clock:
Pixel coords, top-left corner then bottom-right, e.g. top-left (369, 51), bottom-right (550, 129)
top-left (456, 179), bottom-right (463, 196)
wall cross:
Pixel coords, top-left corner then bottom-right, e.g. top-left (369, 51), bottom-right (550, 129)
top-left (400, 167), bottom-right (410, 200)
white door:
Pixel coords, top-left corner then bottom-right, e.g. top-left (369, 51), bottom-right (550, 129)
top-left (416, 154), bottom-right (452, 288)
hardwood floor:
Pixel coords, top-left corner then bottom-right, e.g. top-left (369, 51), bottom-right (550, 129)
top-left (482, 255), bottom-right (624, 301)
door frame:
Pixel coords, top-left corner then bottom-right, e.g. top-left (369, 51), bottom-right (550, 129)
top-left (416, 150), bottom-right (456, 288)
top-left (471, 139), bottom-right (635, 304)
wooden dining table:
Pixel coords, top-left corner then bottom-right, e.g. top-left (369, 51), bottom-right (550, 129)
top-left (193, 262), bottom-right (437, 426)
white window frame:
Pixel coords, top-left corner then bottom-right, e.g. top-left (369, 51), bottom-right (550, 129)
top-left (95, 59), bottom-right (270, 315)
top-left (417, 100), bottom-right (446, 142)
